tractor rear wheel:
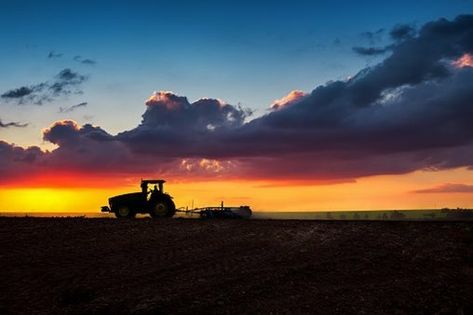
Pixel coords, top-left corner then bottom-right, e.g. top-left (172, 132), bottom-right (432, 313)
top-left (115, 205), bottom-right (135, 219)
top-left (150, 197), bottom-right (176, 218)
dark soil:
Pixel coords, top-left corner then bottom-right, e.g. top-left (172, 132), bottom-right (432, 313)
top-left (0, 217), bottom-right (472, 314)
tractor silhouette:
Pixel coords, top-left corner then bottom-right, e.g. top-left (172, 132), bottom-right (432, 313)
top-left (101, 179), bottom-right (176, 218)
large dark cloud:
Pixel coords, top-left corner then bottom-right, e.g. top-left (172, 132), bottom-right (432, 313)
top-left (39, 121), bottom-right (137, 172)
top-left (117, 91), bottom-right (252, 156)
top-left (1, 68), bottom-right (87, 105)
top-left (0, 141), bottom-right (45, 181)
top-left (1, 15), bottom-right (473, 184)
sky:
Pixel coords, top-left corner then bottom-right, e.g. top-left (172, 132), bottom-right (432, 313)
top-left (1, 0), bottom-right (473, 212)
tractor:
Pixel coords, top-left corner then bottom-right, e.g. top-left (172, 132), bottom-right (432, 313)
top-left (101, 179), bottom-right (176, 219)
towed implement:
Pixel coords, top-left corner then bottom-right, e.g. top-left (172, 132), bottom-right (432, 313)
top-left (181, 203), bottom-right (252, 219)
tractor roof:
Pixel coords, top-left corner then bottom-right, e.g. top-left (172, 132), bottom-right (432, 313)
top-left (141, 179), bottom-right (166, 184)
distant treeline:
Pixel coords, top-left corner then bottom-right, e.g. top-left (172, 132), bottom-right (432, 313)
top-left (441, 208), bottom-right (473, 219)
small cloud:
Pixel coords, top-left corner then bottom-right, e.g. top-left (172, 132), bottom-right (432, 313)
top-left (413, 183), bottom-right (473, 193)
top-left (56, 68), bottom-right (84, 81)
top-left (1, 84), bottom-right (49, 104)
top-left (81, 59), bottom-right (96, 65)
top-left (59, 102), bottom-right (88, 113)
top-left (1, 68), bottom-right (88, 105)
top-left (48, 51), bottom-right (63, 59)
top-left (49, 68), bottom-right (87, 96)
top-left (352, 46), bottom-right (390, 56)
top-left (1, 86), bottom-right (34, 98)
top-left (0, 118), bottom-right (28, 128)
top-left (74, 55), bottom-right (97, 65)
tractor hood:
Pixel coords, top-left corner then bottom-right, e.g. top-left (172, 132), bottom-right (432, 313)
top-left (109, 192), bottom-right (144, 205)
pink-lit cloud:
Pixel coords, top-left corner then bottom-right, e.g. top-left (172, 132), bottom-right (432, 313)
top-left (452, 53), bottom-right (473, 68)
top-left (145, 91), bottom-right (187, 110)
top-left (270, 90), bottom-right (307, 110)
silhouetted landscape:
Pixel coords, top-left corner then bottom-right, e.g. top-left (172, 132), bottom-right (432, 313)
top-left (0, 217), bottom-right (471, 314)
top-left (2, 2), bottom-right (473, 314)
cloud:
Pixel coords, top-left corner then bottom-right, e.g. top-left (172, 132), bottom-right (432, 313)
top-left (360, 28), bottom-right (384, 45)
top-left (47, 51), bottom-right (63, 59)
top-left (353, 24), bottom-right (416, 57)
top-left (49, 69), bottom-right (87, 96)
top-left (0, 118), bottom-right (28, 128)
top-left (0, 141), bottom-right (45, 182)
top-left (389, 24), bottom-right (416, 41)
top-left (0, 84), bottom-right (47, 104)
top-left (43, 120), bottom-right (112, 145)
top-left (352, 46), bottom-right (390, 56)
top-left (1, 69), bottom-right (87, 105)
top-left (1, 15), bottom-right (473, 185)
top-left (413, 183), bottom-right (473, 193)
top-left (452, 53), bottom-right (473, 68)
top-left (73, 55), bottom-right (97, 65)
top-left (114, 14), bottom-right (473, 179)
top-left (117, 91), bottom-right (252, 156)
top-left (81, 59), bottom-right (96, 65)
top-left (1, 86), bottom-right (34, 98)
top-left (59, 102), bottom-right (88, 113)
top-left (270, 90), bottom-right (307, 110)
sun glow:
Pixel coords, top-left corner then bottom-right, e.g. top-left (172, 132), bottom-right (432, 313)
top-left (1, 167), bottom-right (472, 213)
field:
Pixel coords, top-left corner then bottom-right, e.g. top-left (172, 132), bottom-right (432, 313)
top-left (2, 208), bottom-right (473, 221)
top-left (0, 217), bottom-right (472, 314)
top-left (253, 209), bottom-right (473, 221)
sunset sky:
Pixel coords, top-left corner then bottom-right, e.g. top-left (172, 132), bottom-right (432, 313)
top-left (1, 0), bottom-right (473, 212)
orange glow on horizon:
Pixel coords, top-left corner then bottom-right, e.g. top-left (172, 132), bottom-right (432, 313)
top-left (0, 168), bottom-right (472, 213)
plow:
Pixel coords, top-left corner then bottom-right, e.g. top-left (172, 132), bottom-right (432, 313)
top-left (101, 179), bottom-right (252, 219)
top-left (177, 202), bottom-right (252, 219)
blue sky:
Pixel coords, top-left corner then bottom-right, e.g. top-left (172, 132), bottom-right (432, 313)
top-left (1, 0), bottom-right (472, 148)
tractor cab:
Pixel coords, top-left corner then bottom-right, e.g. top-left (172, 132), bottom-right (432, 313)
top-left (140, 179), bottom-right (166, 200)
top-left (141, 179), bottom-right (166, 199)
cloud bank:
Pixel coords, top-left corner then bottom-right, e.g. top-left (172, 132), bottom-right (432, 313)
top-left (1, 15), bottom-right (473, 185)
